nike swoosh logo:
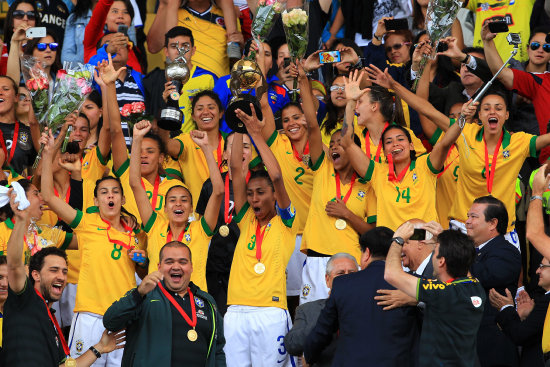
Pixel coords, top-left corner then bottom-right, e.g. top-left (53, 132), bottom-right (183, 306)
top-left (150, 299), bottom-right (160, 302)
top-left (96, 227), bottom-right (106, 231)
top-left (286, 151), bottom-right (292, 154)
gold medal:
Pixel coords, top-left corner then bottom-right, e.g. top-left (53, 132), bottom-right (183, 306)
top-left (335, 219), bottom-right (347, 230)
top-left (187, 328), bottom-right (198, 342)
top-left (219, 224), bottom-right (230, 237)
top-left (65, 357), bottom-right (77, 367)
top-left (254, 262), bottom-right (266, 274)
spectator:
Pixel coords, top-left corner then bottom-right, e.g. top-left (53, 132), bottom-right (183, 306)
top-left (1, 0), bottom-right (40, 75)
top-left (385, 223), bottom-right (485, 367)
top-left (15, 85), bottom-right (31, 126)
top-left (304, 226), bottom-right (419, 367)
top-left (83, 0), bottom-right (141, 73)
top-left (103, 241), bottom-right (227, 366)
top-left (62, 0), bottom-right (95, 63)
top-left (146, 26), bottom-right (217, 134)
top-left (489, 265), bottom-right (550, 367)
top-left (285, 252), bottom-right (359, 367)
top-left (321, 0), bottom-right (345, 49)
top-left (80, 90), bottom-right (104, 149)
top-left (466, 196), bottom-right (522, 367)
top-left (147, 0), bottom-right (242, 78)
top-left (33, 0), bottom-right (70, 48)
top-left (3, 194), bottom-right (123, 366)
top-left (22, 30), bottom-right (62, 83)
top-left (384, 29), bottom-right (413, 65)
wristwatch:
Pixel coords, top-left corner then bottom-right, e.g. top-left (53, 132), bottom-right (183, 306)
top-left (530, 195), bottom-right (544, 202)
top-left (392, 237), bottom-right (405, 246)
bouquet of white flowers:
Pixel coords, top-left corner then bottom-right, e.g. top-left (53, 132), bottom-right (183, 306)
top-left (282, 3), bottom-right (309, 100)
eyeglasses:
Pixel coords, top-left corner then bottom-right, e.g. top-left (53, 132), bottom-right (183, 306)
top-left (36, 42), bottom-right (59, 51)
top-left (18, 93), bottom-right (30, 101)
top-left (539, 263), bottom-right (550, 269)
top-left (12, 10), bottom-right (36, 20)
top-left (385, 42), bottom-right (411, 53)
top-left (330, 85), bottom-right (345, 92)
top-left (529, 41), bottom-right (550, 53)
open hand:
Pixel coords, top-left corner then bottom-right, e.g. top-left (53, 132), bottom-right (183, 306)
top-left (235, 104), bottom-right (264, 137)
top-left (95, 330), bottom-right (126, 354)
top-left (489, 288), bottom-right (514, 310)
top-left (532, 164), bottom-right (550, 195)
top-left (364, 64), bottom-right (394, 89)
top-left (96, 54), bottom-right (126, 85)
top-left (344, 69), bottom-right (367, 101)
top-left (375, 289), bottom-right (418, 310)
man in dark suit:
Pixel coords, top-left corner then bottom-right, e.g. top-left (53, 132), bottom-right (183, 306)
top-left (285, 253), bottom-right (359, 367)
top-left (303, 227), bottom-right (419, 367)
top-left (488, 257), bottom-right (550, 367)
top-left (466, 196), bottom-right (522, 367)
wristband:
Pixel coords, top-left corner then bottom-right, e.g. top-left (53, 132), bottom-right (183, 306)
top-left (89, 346), bottom-right (101, 359)
top-left (461, 54), bottom-right (470, 63)
top-left (373, 34), bottom-right (383, 42)
top-left (530, 195), bottom-right (543, 202)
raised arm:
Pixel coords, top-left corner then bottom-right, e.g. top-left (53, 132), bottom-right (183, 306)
top-left (384, 222), bottom-right (420, 298)
top-left (298, 62), bottom-right (324, 162)
top-left (39, 129), bottom-right (78, 225)
top-left (481, 22), bottom-right (514, 89)
top-left (190, 130), bottom-right (224, 230)
top-left (6, 191), bottom-right (30, 293)
top-left (236, 106), bottom-right (291, 209)
top-left (147, 0), bottom-right (179, 53)
top-left (526, 166), bottom-right (550, 259)
top-left (6, 25), bottom-right (29, 85)
top-left (93, 69), bottom-right (112, 158)
top-left (341, 70), bottom-right (371, 177)
top-left (365, 65), bottom-right (452, 132)
top-left (428, 101), bottom-right (477, 170)
top-left (415, 44), bottom-right (438, 139)
top-left (128, 121), bottom-right (154, 225)
top-left (230, 132), bottom-right (247, 214)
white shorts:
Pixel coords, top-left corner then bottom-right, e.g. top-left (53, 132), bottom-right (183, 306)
top-left (286, 235), bottom-right (306, 296)
top-left (68, 312), bottom-right (124, 366)
top-left (224, 305), bottom-right (295, 367)
top-left (449, 219), bottom-right (520, 252)
top-left (299, 256), bottom-right (330, 305)
top-left (51, 283), bottom-right (77, 328)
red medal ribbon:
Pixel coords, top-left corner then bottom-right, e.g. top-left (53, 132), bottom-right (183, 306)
top-left (223, 174), bottom-right (233, 225)
top-left (34, 288), bottom-right (70, 356)
top-left (141, 175), bottom-right (161, 210)
top-left (157, 283), bottom-right (197, 329)
top-left (255, 221), bottom-right (268, 262)
top-left (364, 122), bottom-right (389, 162)
top-left (437, 147), bottom-right (458, 179)
top-left (166, 222), bottom-right (189, 243)
top-left (53, 185), bottom-right (71, 203)
top-left (216, 133), bottom-right (223, 170)
top-left (8, 121), bottom-right (19, 164)
top-left (483, 133), bottom-right (503, 194)
top-left (100, 218), bottom-right (135, 250)
top-left (292, 142), bottom-right (310, 163)
top-left (387, 154), bottom-right (411, 183)
top-left (335, 172), bottom-right (357, 203)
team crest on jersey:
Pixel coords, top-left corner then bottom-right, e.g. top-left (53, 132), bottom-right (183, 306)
top-left (215, 17), bottom-right (225, 27)
top-left (503, 150), bottom-right (510, 159)
top-left (481, 2), bottom-right (489, 11)
top-left (185, 233), bottom-right (191, 242)
top-left (36, 1), bottom-right (43, 11)
top-left (412, 173), bottom-right (418, 182)
top-left (76, 340), bottom-right (84, 353)
top-left (471, 296), bottom-right (483, 308)
top-left (195, 297), bottom-right (204, 308)
top-left (20, 132), bottom-right (29, 143)
top-left (357, 190), bottom-right (365, 198)
top-left (302, 284), bottom-right (311, 297)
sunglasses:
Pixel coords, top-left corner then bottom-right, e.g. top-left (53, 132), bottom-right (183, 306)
top-left (530, 41), bottom-right (550, 53)
top-left (385, 42), bottom-right (411, 53)
top-left (330, 85), bottom-right (345, 92)
top-left (12, 10), bottom-right (36, 20)
top-left (36, 42), bottom-right (59, 51)
top-left (18, 93), bottom-right (30, 101)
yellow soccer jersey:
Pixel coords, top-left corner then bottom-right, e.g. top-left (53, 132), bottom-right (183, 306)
top-left (428, 131), bottom-right (460, 229)
top-left (178, 65), bottom-right (218, 134)
top-left (227, 203), bottom-right (295, 309)
top-left (177, 6), bottom-right (233, 78)
top-left (467, 0), bottom-right (534, 62)
top-left (114, 159), bottom-right (185, 224)
top-left (175, 132), bottom-right (225, 208)
top-left (301, 152), bottom-right (375, 263)
top-left (259, 131), bottom-right (313, 234)
top-left (0, 218), bottom-right (72, 265)
top-left (450, 123), bottom-right (537, 231)
top-left (69, 209), bottom-right (142, 315)
top-left (142, 213), bottom-right (213, 290)
top-left (364, 154), bottom-right (440, 231)
top-left (81, 146), bottom-right (109, 211)
top-left (163, 156), bottom-right (183, 181)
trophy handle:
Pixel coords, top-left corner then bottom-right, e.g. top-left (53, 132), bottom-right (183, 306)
top-left (255, 72), bottom-right (268, 100)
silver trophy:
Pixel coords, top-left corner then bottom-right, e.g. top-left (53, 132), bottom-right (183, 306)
top-left (159, 42), bottom-right (191, 131)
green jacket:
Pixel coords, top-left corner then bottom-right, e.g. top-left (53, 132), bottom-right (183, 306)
top-left (103, 281), bottom-right (226, 367)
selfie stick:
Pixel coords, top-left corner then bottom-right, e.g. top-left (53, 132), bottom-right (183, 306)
top-left (457, 38), bottom-right (519, 129)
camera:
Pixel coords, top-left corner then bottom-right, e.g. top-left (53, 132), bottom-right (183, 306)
top-left (506, 33), bottom-right (521, 46)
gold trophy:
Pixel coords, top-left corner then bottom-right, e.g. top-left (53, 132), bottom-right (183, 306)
top-left (225, 58), bottom-right (268, 133)
top-left (159, 42), bottom-right (191, 131)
